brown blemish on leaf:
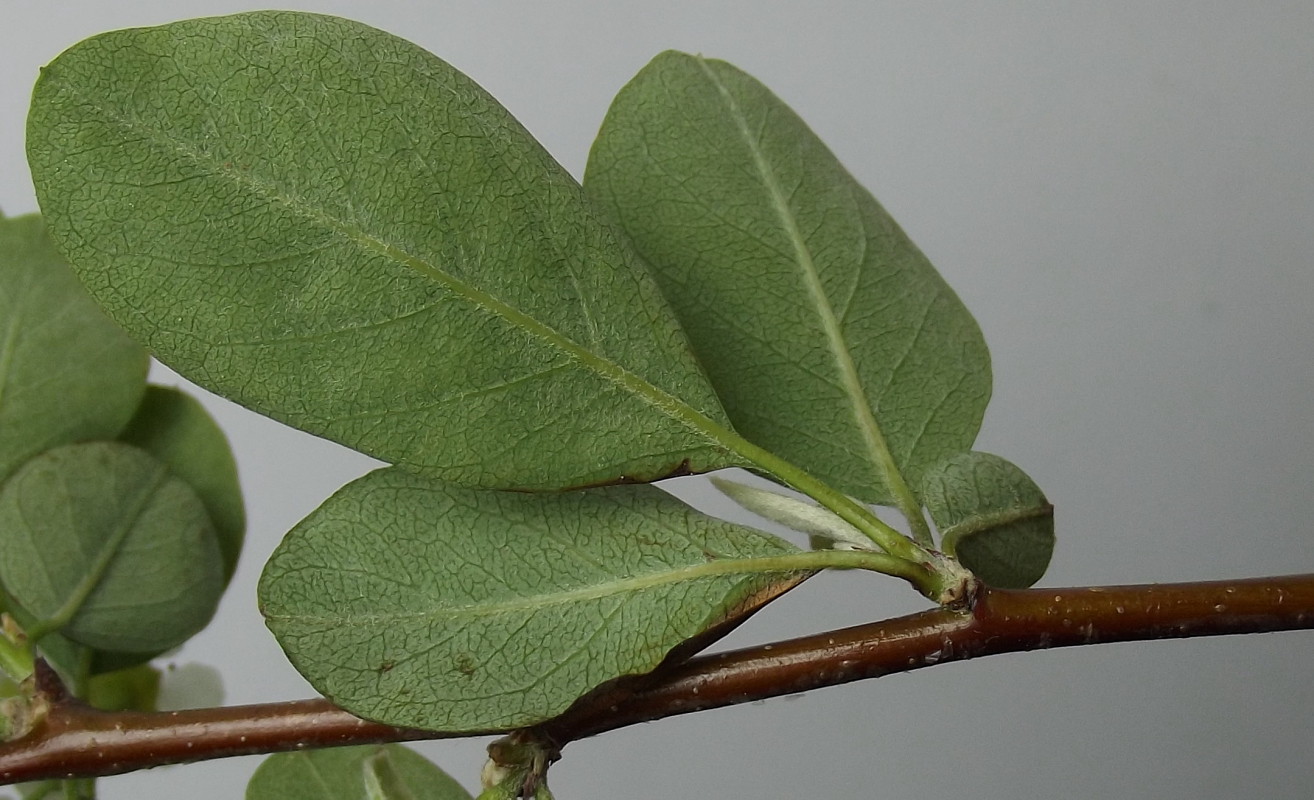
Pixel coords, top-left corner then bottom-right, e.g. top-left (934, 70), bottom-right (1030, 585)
top-left (454, 654), bottom-right (477, 678)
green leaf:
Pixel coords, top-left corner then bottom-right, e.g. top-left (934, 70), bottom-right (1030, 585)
top-left (259, 468), bottom-right (808, 731)
top-left (0, 593), bottom-right (148, 681)
top-left (584, 52), bottom-right (991, 515)
top-left (17, 780), bottom-right (94, 800)
top-left (0, 213), bottom-right (148, 481)
top-left (0, 442), bottom-right (223, 652)
top-left (920, 451), bottom-right (1054, 588)
top-left (86, 662), bottom-right (160, 712)
top-left (120, 385), bottom-right (245, 582)
top-left (86, 644), bottom-right (163, 676)
top-left (247, 745), bottom-right (472, 800)
top-left (27, 11), bottom-right (744, 491)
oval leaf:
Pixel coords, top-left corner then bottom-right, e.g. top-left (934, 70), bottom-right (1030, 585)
top-left (120, 385), bottom-right (245, 582)
top-left (584, 52), bottom-right (991, 507)
top-left (259, 468), bottom-right (807, 731)
top-left (0, 442), bottom-right (223, 652)
top-left (0, 213), bottom-right (147, 481)
top-left (28, 12), bottom-right (742, 491)
top-left (247, 745), bottom-right (472, 800)
top-left (920, 451), bottom-right (1054, 588)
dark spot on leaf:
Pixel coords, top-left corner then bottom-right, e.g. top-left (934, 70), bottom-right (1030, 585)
top-left (454, 653), bottom-right (477, 677)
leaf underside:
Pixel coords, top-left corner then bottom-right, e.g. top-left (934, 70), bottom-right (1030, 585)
top-left (259, 468), bottom-right (808, 731)
top-left (0, 442), bottom-right (223, 652)
top-left (0, 213), bottom-right (147, 482)
top-left (921, 451), bottom-right (1054, 588)
top-left (246, 745), bottom-right (472, 800)
top-left (119, 385), bottom-right (246, 582)
top-left (585, 51), bottom-right (991, 506)
top-left (28, 11), bottom-right (742, 491)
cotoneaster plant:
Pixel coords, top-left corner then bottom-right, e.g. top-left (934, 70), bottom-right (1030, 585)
top-left (0, 11), bottom-right (1309, 800)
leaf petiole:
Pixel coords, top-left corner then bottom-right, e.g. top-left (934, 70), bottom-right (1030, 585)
top-left (0, 616), bottom-right (33, 687)
top-left (723, 437), bottom-right (934, 565)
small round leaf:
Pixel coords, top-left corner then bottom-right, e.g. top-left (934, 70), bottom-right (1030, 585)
top-left (0, 213), bottom-right (148, 481)
top-left (120, 385), bottom-right (245, 583)
top-left (0, 442), bottom-right (223, 652)
top-left (921, 451), bottom-right (1054, 588)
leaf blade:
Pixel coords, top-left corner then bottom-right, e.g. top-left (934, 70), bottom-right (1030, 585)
top-left (259, 468), bottom-right (807, 731)
top-left (0, 213), bottom-right (147, 481)
top-left (0, 442), bottom-right (223, 652)
top-left (246, 745), bottom-right (472, 800)
top-left (584, 52), bottom-right (991, 507)
top-left (119, 385), bottom-right (245, 582)
top-left (28, 12), bottom-right (742, 490)
top-left (920, 451), bottom-right (1054, 588)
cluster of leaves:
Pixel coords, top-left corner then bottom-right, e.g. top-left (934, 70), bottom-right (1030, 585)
top-left (9, 10), bottom-right (1056, 798)
top-left (0, 210), bottom-right (243, 796)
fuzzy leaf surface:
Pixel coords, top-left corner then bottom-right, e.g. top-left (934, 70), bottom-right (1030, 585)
top-left (0, 213), bottom-right (147, 481)
top-left (28, 12), bottom-right (740, 490)
top-left (120, 386), bottom-right (245, 582)
top-left (0, 442), bottom-right (223, 652)
top-left (246, 745), bottom-right (471, 800)
top-left (585, 52), bottom-right (991, 506)
top-left (921, 451), bottom-right (1054, 588)
top-left (711, 477), bottom-right (869, 550)
top-left (259, 468), bottom-right (807, 731)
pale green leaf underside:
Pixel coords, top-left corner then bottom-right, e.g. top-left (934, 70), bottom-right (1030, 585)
top-left (0, 442), bottom-right (223, 652)
top-left (920, 451), bottom-right (1054, 589)
top-left (120, 385), bottom-right (245, 582)
top-left (246, 745), bottom-right (472, 800)
top-left (585, 51), bottom-right (991, 506)
top-left (0, 213), bottom-right (147, 481)
top-left (28, 12), bottom-right (739, 491)
top-left (711, 477), bottom-right (870, 550)
top-left (259, 468), bottom-right (807, 731)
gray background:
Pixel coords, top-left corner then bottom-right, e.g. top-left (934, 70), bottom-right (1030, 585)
top-left (3, 2), bottom-right (1311, 798)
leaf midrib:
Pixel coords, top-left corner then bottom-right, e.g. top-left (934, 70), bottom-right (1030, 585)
top-left (694, 59), bottom-right (890, 482)
top-left (266, 548), bottom-right (898, 627)
top-left (693, 56), bottom-right (916, 510)
top-left (46, 68), bottom-right (746, 464)
top-left (31, 460), bottom-right (170, 639)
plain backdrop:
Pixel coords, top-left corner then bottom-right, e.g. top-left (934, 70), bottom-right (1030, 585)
top-left (2, 2), bottom-right (1312, 798)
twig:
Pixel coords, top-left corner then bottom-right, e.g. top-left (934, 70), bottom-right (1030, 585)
top-left (2, 574), bottom-right (1311, 784)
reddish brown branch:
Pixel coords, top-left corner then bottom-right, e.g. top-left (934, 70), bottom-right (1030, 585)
top-left (538, 573), bottom-right (1314, 741)
top-left (3, 574), bottom-right (1312, 784)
